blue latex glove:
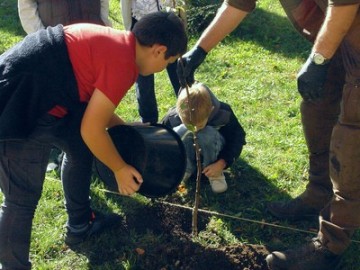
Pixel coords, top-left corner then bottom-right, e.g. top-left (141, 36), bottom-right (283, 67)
top-left (297, 56), bottom-right (330, 101)
top-left (177, 46), bottom-right (207, 87)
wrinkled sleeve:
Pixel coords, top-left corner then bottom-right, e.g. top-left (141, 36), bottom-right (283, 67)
top-left (225, 0), bottom-right (257, 12)
top-left (329, 0), bottom-right (360, 6)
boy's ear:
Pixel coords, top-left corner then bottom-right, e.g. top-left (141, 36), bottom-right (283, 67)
top-left (153, 44), bottom-right (167, 57)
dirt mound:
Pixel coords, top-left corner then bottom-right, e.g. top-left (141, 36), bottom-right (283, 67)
top-left (126, 202), bottom-right (270, 270)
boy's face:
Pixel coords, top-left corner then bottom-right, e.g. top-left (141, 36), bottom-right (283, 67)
top-left (139, 44), bottom-right (179, 76)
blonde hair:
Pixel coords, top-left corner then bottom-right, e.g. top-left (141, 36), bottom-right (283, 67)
top-left (176, 83), bottom-right (213, 127)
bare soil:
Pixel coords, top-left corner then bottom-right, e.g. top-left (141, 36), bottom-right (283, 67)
top-left (125, 201), bottom-right (270, 270)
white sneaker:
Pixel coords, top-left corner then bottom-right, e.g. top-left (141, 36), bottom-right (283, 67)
top-left (208, 172), bottom-right (228, 193)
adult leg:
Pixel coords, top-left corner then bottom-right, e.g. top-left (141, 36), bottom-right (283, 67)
top-left (136, 74), bottom-right (157, 124)
top-left (166, 61), bottom-right (181, 96)
top-left (266, 14), bottom-right (360, 270)
top-left (0, 140), bottom-right (50, 270)
top-left (319, 27), bottom-right (360, 253)
top-left (268, 52), bottom-right (345, 220)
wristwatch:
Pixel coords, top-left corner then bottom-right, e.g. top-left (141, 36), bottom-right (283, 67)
top-left (311, 52), bottom-right (330, 65)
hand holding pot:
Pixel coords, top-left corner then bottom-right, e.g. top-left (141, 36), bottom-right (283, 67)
top-left (114, 164), bottom-right (143, 196)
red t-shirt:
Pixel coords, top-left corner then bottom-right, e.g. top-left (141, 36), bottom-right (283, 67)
top-left (49, 23), bottom-right (138, 117)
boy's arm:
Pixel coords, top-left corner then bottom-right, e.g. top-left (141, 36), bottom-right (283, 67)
top-left (18, 0), bottom-right (44, 34)
top-left (81, 89), bottom-right (143, 195)
top-left (217, 104), bottom-right (246, 168)
top-left (108, 113), bottom-right (126, 127)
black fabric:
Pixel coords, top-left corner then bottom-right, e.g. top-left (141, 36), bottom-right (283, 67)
top-left (0, 25), bottom-right (79, 140)
top-left (161, 97), bottom-right (246, 168)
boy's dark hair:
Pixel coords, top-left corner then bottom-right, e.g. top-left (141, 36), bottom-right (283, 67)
top-left (132, 11), bottom-right (187, 59)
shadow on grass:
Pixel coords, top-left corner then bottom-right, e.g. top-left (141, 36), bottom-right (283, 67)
top-left (232, 8), bottom-right (312, 58)
top-left (190, 6), bottom-right (312, 60)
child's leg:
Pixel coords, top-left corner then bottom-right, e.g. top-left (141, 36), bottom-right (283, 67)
top-left (0, 140), bottom-right (50, 269)
top-left (196, 126), bottom-right (225, 168)
top-left (173, 124), bottom-right (197, 177)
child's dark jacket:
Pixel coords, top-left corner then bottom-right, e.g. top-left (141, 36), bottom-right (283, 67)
top-left (161, 91), bottom-right (246, 168)
top-left (0, 25), bottom-right (80, 140)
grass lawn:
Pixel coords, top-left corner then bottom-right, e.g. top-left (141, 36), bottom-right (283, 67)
top-left (1, 0), bottom-right (360, 269)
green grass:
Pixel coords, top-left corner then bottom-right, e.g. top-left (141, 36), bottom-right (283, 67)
top-left (1, 0), bottom-right (360, 269)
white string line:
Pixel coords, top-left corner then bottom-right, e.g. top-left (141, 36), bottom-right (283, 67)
top-left (45, 177), bottom-right (360, 245)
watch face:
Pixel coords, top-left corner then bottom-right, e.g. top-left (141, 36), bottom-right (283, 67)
top-left (313, 53), bottom-right (325, 65)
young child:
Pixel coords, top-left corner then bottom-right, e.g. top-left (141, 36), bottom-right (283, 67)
top-left (162, 82), bottom-right (246, 193)
top-left (0, 11), bottom-right (187, 269)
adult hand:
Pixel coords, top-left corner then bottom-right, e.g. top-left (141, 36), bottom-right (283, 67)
top-left (114, 164), bottom-right (143, 196)
top-left (177, 46), bottom-right (207, 87)
top-left (297, 56), bottom-right (330, 101)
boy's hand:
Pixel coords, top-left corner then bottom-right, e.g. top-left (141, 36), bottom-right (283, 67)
top-left (177, 46), bottom-right (207, 87)
top-left (202, 160), bottom-right (226, 178)
top-left (114, 165), bottom-right (143, 196)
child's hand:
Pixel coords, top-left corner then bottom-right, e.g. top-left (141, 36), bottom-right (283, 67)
top-left (114, 165), bottom-right (143, 196)
top-left (202, 159), bottom-right (226, 178)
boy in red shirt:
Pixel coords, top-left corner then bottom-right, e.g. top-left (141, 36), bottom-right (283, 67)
top-left (0, 11), bottom-right (187, 269)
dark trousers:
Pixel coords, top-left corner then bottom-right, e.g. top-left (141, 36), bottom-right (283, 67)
top-left (0, 110), bottom-right (93, 269)
top-left (298, 10), bottom-right (360, 254)
top-left (318, 13), bottom-right (360, 254)
top-left (136, 62), bottom-right (180, 123)
top-left (132, 17), bottom-right (180, 124)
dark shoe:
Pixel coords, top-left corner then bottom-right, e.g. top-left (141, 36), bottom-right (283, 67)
top-left (266, 238), bottom-right (341, 270)
top-left (267, 197), bottom-right (320, 221)
top-left (65, 211), bottom-right (122, 246)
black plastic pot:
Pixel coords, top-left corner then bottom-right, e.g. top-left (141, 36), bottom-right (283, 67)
top-left (94, 124), bottom-right (186, 198)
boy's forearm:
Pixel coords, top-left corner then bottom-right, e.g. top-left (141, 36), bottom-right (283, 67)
top-left (108, 114), bottom-right (126, 128)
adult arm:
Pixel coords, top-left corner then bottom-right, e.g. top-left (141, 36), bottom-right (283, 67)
top-left (297, 3), bottom-right (360, 101)
top-left (18, 0), bottom-right (44, 34)
top-left (81, 89), bottom-right (143, 196)
top-left (196, 2), bottom-right (248, 52)
top-left (312, 3), bottom-right (359, 59)
top-left (100, 0), bottom-right (113, 27)
top-left (177, 2), bottom-right (249, 86)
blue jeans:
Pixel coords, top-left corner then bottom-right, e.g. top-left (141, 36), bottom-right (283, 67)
top-left (136, 61), bottom-right (180, 123)
top-left (174, 124), bottom-right (225, 175)
top-left (0, 109), bottom-right (93, 269)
